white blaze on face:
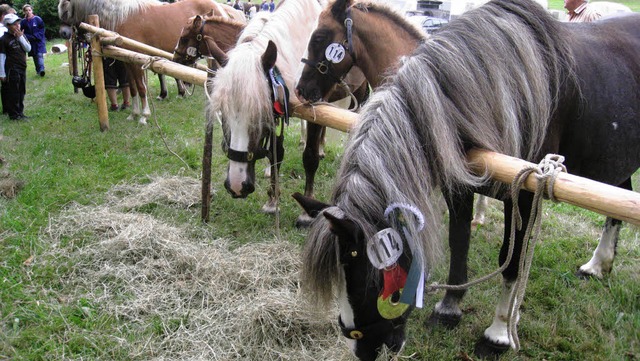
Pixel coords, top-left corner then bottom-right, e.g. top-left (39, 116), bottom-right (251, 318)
top-left (338, 275), bottom-right (357, 354)
top-left (226, 120), bottom-right (250, 196)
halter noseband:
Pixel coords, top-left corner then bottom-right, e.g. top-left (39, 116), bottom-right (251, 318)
top-left (224, 66), bottom-right (290, 163)
top-left (300, 7), bottom-right (357, 83)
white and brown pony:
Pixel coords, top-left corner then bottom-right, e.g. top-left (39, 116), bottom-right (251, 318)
top-left (58, 0), bottom-right (245, 124)
top-left (208, 0), bottom-right (368, 223)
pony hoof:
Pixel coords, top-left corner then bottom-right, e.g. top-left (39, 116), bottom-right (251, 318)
top-left (471, 218), bottom-right (485, 229)
top-left (295, 213), bottom-right (314, 228)
top-left (138, 119), bottom-right (148, 125)
top-left (426, 312), bottom-right (461, 329)
top-left (575, 268), bottom-right (602, 280)
top-left (473, 336), bottom-right (510, 359)
top-left (156, 95), bottom-right (167, 101)
top-left (261, 203), bottom-right (277, 214)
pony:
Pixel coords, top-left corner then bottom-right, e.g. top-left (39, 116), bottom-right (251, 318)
top-left (294, 0), bottom-right (490, 227)
top-left (58, 0), bottom-right (245, 124)
top-left (208, 0), bottom-right (369, 223)
top-left (173, 11), bottom-right (246, 71)
top-left (293, 0), bottom-right (640, 359)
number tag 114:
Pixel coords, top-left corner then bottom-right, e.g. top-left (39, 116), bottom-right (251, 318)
top-left (367, 228), bottom-right (404, 269)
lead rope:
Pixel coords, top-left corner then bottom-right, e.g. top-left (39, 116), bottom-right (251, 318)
top-left (505, 154), bottom-right (566, 351)
top-left (428, 154), bottom-right (566, 350)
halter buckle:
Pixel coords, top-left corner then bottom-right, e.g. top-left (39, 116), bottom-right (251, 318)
top-left (316, 61), bottom-right (329, 74)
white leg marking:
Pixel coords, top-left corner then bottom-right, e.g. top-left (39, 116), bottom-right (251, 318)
top-left (472, 195), bottom-right (489, 227)
top-left (484, 280), bottom-right (518, 349)
top-left (579, 220), bottom-right (620, 278)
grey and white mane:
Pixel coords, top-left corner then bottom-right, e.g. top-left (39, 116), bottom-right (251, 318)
top-left (58, 0), bottom-right (160, 29)
top-left (302, 0), bottom-right (577, 306)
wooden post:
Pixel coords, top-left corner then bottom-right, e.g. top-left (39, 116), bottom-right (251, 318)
top-left (201, 119), bottom-right (214, 222)
top-left (88, 15), bottom-right (109, 131)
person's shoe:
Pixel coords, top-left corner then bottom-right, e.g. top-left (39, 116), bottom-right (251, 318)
top-left (39, 71), bottom-right (45, 77)
top-left (119, 102), bottom-right (130, 111)
top-left (15, 115), bottom-right (30, 122)
top-left (110, 104), bottom-right (119, 111)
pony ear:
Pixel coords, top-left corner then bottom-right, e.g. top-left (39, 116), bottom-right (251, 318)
top-left (194, 15), bottom-right (203, 27)
top-left (206, 8), bottom-right (214, 17)
top-left (261, 40), bottom-right (278, 72)
top-left (330, 0), bottom-right (352, 24)
top-left (323, 210), bottom-right (359, 240)
top-left (292, 192), bottom-right (330, 217)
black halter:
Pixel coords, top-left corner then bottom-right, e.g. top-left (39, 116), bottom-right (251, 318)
top-left (224, 66), bottom-right (289, 163)
top-left (300, 7), bottom-right (357, 83)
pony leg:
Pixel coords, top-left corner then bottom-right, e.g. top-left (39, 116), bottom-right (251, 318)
top-left (471, 194), bottom-right (489, 228)
top-left (261, 135), bottom-right (285, 214)
top-left (295, 123), bottom-right (324, 228)
top-left (427, 189), bottom-right (474, 328)
top-left (138, 71), bottom-right (151, 125)
top-left (127, 82), bottom-right (141, 122)
top-left (157, 74), bottom-right (167, 100)
top-left (300, 120), bottom-right (307, 147)
top-left (475, 192), bottom-right (533, 358)
top-left (577, 177), bottom-right (630, 278)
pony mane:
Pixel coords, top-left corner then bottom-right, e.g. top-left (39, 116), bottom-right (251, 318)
top-left (203, 13), bottom-right (246, 28)
top-left (351, 1), bottom-right (426, 41)
top-left (208, 0), bottom-right (325, 137)
top-left (59, 0), bottom-right (160, 30)
top-left (302, 0), bottom-right (577, 306)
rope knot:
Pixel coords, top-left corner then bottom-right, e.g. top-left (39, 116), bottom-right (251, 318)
top-left (533, 154), bottom-right (566, 202)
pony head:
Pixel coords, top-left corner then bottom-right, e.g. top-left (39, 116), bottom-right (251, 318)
top-left (211, 40), bottom-right (284, 198)
top-left (294, 192), bottom-right (424, 360)
top-left (295, 0), bottom-right (356, 103)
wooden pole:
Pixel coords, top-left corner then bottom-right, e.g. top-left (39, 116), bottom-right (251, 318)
top-left (78, 22), bottom-right (210, 73)
top-left (291, 101), bottom-right (640, 226)
top-left (101, 46), bottom-right (207, 86)
top-left (88, 15), bottom-right (109, 132)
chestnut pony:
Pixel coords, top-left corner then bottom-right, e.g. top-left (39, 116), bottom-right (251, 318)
top-left (58, 0), bottom-right (244, 124)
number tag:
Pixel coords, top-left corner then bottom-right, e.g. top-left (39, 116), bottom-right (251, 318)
top-left (186, 47), bottom-right (198, 58)
top-left (325, 43), bottom-right (346, 64)
top-left (367, 228), bottom-right (404, 269)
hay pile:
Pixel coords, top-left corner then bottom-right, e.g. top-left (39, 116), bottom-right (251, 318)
top-left (44, 176), bottom-right (350, 360)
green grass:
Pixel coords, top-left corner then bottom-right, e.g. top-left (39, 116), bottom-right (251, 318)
top-left (1, 32), bottom-right (639, 361)
top-left (547, 0), bottom-right (640, 12)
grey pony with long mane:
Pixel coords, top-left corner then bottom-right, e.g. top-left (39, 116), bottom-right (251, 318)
top-left (294, 0), bottom-right (640, 359)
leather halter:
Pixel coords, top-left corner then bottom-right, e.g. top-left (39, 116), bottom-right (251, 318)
top-left (224, 66), bottom-right (289, 163)
top-left (300, 7), bottom-right (357, 83)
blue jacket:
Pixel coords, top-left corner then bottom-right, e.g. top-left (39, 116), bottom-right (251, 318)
top-left (20, 15), bottom-right (46, 55)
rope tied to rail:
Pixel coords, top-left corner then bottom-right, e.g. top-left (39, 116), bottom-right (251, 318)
top-left (506, 153), bottom-right (566, 351)
top-left (426, 154), bottom-right (566, 350)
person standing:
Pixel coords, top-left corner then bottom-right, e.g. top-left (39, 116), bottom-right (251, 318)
top-left (0, 13), bottom-right (31, 120)
top-left (261, 0), bottom-right (269, 11)
top-left (268, 0), bottom-right (275, 12)
top-left (564, 0), bottom-right (601, 22)
top-left (0, 4), bottom-right (17, 115)
top-left (103, 57), bottom-right (131, 111)
top-left (20, 4), bottom-right (46, 76)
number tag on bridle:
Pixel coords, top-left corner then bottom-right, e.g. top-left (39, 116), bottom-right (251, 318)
top-left (367, 228), bottom-right (404, 269)
top-left (186, 47), bottom-right (198, 58)
top-left (325, 43), bottom-right (346, 64)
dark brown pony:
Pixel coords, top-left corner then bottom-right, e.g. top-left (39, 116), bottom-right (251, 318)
top-left (173, 11), bottom-right (246, 71)
top-left (58, 0), bottom-right (245, 124)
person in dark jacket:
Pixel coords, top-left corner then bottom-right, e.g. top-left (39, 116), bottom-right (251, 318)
top-left (0, 13), bottom-right (31, 120)
top-left (20, 4), bottom-right (46, 76)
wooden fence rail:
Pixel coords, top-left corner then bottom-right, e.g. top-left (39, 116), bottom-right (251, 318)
top-left (77, 17), bottom-right (640, 226)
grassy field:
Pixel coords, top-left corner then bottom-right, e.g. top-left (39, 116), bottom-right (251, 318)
top-left (1, 16), bottom-right (639, 361)
top-left (547, 0), bottom-right (640, 12)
